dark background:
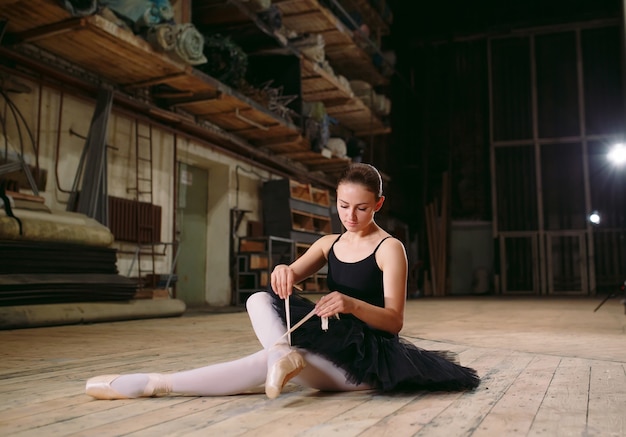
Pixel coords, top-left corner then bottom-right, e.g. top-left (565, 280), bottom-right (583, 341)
top-left (378, 0), bottom-right (623, 228)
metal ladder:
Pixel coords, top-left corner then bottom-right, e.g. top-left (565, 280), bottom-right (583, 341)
top-left (128, 119), bottom-right (156, 290)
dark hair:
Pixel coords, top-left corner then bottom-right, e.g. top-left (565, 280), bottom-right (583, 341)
top-left (337, 163), bottom-right (383, 199)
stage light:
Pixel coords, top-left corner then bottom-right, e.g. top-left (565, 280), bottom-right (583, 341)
top-left (588, 210), bottom-right (601, 225)
top-left (608, 143), bottom-right (626, 166)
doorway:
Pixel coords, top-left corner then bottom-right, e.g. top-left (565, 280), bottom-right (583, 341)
top-left (176, 163), bottom-right (208, 306)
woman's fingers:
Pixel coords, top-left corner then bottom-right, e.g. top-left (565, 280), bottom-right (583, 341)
top-left (315, 293), bottom-right (338, 317)
top-left (270, 266), bottom-right (294, 299)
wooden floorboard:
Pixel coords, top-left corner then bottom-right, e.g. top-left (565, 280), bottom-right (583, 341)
top-left (0, 296), bottom-right (624, 436)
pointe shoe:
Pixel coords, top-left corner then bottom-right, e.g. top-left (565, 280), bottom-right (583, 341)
top-left (265, 350), bottom-right (306, 399)
top-left (85, 373), bottom-right (172, 400)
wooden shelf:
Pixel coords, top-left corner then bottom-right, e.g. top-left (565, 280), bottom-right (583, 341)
top-left (235, 236), bottom-right (294, 304)
top-left (0, 0), bottom-right (351, 175)
top-left (273, 0), bottom-right (388, 86)
top-left (189, 0), bottom-right (391, 137)
top-left (295, 242), bottom-right (328, 293)
top-left (262, 178), bottom-right (333, 244)
top-left (300, 58), bottom-right (389, 136)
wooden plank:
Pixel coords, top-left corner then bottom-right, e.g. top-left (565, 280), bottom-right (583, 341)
top-left (325, 45), bottom-right (387, 85)
top-left (319, 29), bottom-right (355, 47)
top-left (242, 393), bottom-right (374, 436)
top-left (273, 0), bottom-right (327, 16)
top-left (439, 172), bottom-right (449, 295)
top-left (0, 0), bottom-right (71, 34)
top-left (256, 135), bottom-right (306, 148)
top-left (281, 11), bottom-right (340, 34)
top-left (425, 203), bottom-right (439, 296)
top-left (300, 57), bottom-right (389, 135)
top-left (274, 0), bottom-right (387, 85)
top-left (526, 357), bottom-right (592, 436)
top-left (298, 160), bottom-right (351, 173)
top-left (358, 349), bottom-right (502, 437)
top-left (471, 355), bottom-right (561, 436)
top-left (414, 353), bottom-right (534, 436)
top-left (31, 15), bottom-right (186, 85)
top-left (63, 397), bottom-right (237, 437)
top-left (124, 395), bottom-right (292, 436)
top-left (586, 361), bottom-right (626, 436)
top-left (3, 397), bottom-right (191, 436)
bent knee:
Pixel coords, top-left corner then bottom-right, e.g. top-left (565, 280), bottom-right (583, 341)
top-left (245, 291), bottom-right (272, 312)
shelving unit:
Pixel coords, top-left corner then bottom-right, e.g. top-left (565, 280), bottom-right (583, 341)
top-left (0, 0), bottom-right (352, 181)
top-left (260, 178), bottom-right (332, 294)
top-left (273, 0), bottom-right (388, 86)
top-left (0, 0), bottom-right (394, 180)
top-left (235, 235), bottom-right (294, 304)
top-left (190, 0), bottom-right (392, 138)
top-left (295, 242), bottom-right (329, 293)
top-left (262, 178), bottom-right (332, 244)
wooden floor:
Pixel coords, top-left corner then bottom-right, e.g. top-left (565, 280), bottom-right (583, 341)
top-left (1, 296), bottom-right (625, 436)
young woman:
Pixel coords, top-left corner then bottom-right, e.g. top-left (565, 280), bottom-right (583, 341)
top-left (85, 163), bottom-right (479, 400)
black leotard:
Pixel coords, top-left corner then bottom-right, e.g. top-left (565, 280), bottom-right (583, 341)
top-left (326, 234), bottom-right (390, 308)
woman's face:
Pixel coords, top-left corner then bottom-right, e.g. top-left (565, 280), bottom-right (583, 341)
top-left (336, 182), bottom-right (383, 232)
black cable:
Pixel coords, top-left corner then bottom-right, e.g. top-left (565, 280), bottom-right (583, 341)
top-left (0, 104), bottom-right (8, 162)
top-left (0, 179), bottom-right (23, 235)
top-left (0, 89), bottom-right (42, 195)
top-left (0, 89), bottom-right (38, 165)
top-left (0, 91), bottom-right (26, 179)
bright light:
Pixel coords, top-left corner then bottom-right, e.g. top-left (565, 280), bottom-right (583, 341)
top-left (608, 143), bottom-right (626, 166)
top-left (589, 211), bottom-right (601, 225)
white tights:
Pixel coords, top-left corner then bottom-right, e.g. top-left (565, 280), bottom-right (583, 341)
top-left (110, 292), bottom-right (369, 396)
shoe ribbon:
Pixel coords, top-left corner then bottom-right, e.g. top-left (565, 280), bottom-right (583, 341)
top-left (278, 285), bottom-right (339, 343)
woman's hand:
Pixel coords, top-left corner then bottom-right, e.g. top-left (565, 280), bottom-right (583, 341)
top-left (315, 291), bottom-right (355, 318)
top-left (270, 264), bottom-right (295, 299)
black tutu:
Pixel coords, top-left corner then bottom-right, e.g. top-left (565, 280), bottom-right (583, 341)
top-left (269, 291), bottom-right (480, 392)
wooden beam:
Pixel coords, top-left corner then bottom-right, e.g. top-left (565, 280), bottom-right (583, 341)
top-left (11, 17), bottom-right (85, 44)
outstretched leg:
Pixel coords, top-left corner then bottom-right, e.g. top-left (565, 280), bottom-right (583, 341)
top-left (169, 349), bottom-right (269, 396)
top-left (86, 350), bottom-right (269, 399)
top-left (86, 291), bottom-right (293, 399)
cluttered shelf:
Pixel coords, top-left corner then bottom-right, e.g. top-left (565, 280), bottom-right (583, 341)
top-left (191, 0), bottom-right (391, 138)
top-left (272, 0), bottom-right (388, 85)
top-left (0, 0), bottom-right (351, 176)
top-left (300, 58), bottom-right (389, 136)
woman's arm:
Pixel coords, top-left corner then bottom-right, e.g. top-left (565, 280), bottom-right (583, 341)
top-left (315, 238), bottom-right (408, 334)
top-left (270, 234), bottom-right (337, 299)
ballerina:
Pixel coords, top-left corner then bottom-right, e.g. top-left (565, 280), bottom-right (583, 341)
top-left (85, 163), bottom-right (479, 400)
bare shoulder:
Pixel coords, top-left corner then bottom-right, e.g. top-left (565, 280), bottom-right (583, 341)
top-left (309, 233), bottom-right (341, 256)
top-left (381, 236), bottom-right (406, 252)
top-left (378, 237), bottom-right (407, 263)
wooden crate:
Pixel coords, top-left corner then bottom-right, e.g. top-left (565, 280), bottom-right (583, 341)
top-left (311, 187), bottom-right (330, 206)
top-left (312, 214), bottom-right (332, 234)
top-left (291, 210), bottom-right (314, 231)
top-left (239, 238), bottom-right (266, 252)
top-left (259, 271), bottom-right (269, 288)
top-left (249, 254), bottom-right (269, 269)
top-left (289, 180), bottom-right (312, 202)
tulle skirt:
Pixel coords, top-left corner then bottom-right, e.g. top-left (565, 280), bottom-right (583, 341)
top-left (269, 291), bottom-right (480, 392)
